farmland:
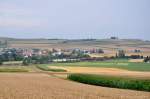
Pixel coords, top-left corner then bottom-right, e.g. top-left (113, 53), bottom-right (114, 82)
top-left (0, 38), bottom-right (150, 99)
top-left (36, 65), bottom-right (67, 72)
top-left (1, 0), bottom-right (150, 98)
top-left (47, 59), bottom-right (150, 71)
top-left (0, 65), bottom-right (39, 72)
top-left (68, 74), bottom-right (150, 91)
top-left (0, 66), bottom-right (28, 72)
top-left (0, 73), bottom-right (150, 99)
top-left (0, 61), bottom-right (149, 99)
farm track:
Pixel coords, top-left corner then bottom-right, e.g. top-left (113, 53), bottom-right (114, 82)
top-left (0, 73), bottom-right (150, 99)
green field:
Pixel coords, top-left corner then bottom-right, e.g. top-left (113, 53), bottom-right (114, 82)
top-left (0, 59), bottom-right (149, 72)
top-left (68, 74), bottom-right (150, 91)
top-left (47, 59), bottom-right (150, 71)
top-left (3, 61), bottom-right (23, 65)
top-left (0, 66), bottom-right (29, 72)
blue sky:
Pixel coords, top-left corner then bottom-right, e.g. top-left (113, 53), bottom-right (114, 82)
top-left (0, 0), bottom-right (150, 40)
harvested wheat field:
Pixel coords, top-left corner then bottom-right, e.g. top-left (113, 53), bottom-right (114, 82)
top-left (129, 59), bottom-right (144, 63)
top-left (49, 66), bottom-right (150, 79)
top-left (0, 73), bottom-right (149, 99)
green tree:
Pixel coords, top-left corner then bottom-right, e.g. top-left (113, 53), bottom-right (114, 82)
top-left (22, 57), bottom-right (31, 66)
top-left (0, 58), bottom-right (3, 65)
top-left (117, 50), bottom-right (125, 58)
top-left (144, 56), bottom-right (150, 63)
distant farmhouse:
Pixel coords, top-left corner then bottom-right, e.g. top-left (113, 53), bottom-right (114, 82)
top-left (110, 37), bottom-right (119, 40)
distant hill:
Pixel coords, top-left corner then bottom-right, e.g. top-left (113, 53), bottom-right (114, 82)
top-left (0, 37), bottom-right (150, 49)
top-left (0, 37), bottom-right (15, 41)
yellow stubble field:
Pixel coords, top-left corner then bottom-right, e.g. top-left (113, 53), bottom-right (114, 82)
top-left (0, 73), bottom-right (150, 99)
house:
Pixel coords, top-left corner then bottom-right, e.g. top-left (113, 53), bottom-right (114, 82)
top-left (52, 51), bottom-right (62, 56)
top-left (89, 48), bottom-right (104, 54)
top-left (144, 56), bottom-right (150, 63)
top-left (23, 49), bottom-right (32, 56)
top-left (110, 37), bottom-right (118, 40)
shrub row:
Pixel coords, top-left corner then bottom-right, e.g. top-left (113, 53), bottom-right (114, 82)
top-left (68, 74), bottom-right (150, 92)
top-left (36, 65), bottom-right (67, 72)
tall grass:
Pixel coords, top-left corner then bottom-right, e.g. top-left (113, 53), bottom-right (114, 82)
top-left (68, 74), bottom-right (150, 92)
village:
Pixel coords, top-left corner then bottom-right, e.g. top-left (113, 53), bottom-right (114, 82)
top-left (0, 44), bottom-right (149, 65)
top-left (0, 46), bottom-right (106, 64)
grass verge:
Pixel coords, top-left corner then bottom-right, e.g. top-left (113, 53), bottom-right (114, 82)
top-left (68, 74), bottom-right (150, 92)
top-left (0, 68), bottom-right (29, 72)
top-left (36, 65), bottom-right (67, 72)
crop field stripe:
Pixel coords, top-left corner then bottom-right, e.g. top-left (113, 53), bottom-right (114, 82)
top-left (68, 74), bottom-right (150, 92)
top-left (36, 65), bottom-right (67, 72)
top-left (47, 60), bottom-right (150, 71)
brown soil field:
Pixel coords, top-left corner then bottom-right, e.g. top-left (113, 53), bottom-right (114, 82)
top-left (126, 52), bottom-right (150, 57)
top-left (0, 73), bottom-right (150, 99)
top-left (89, 53), bottom-right (116, 57)
top-left (49, 66), bottom-right (150, 79)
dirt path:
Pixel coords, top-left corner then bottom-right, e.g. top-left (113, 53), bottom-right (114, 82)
top-left (0, 73), bottom-right (149, 99)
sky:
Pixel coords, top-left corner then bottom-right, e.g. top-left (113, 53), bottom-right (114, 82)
top-left (0, 0), bottom-right (150, 40)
